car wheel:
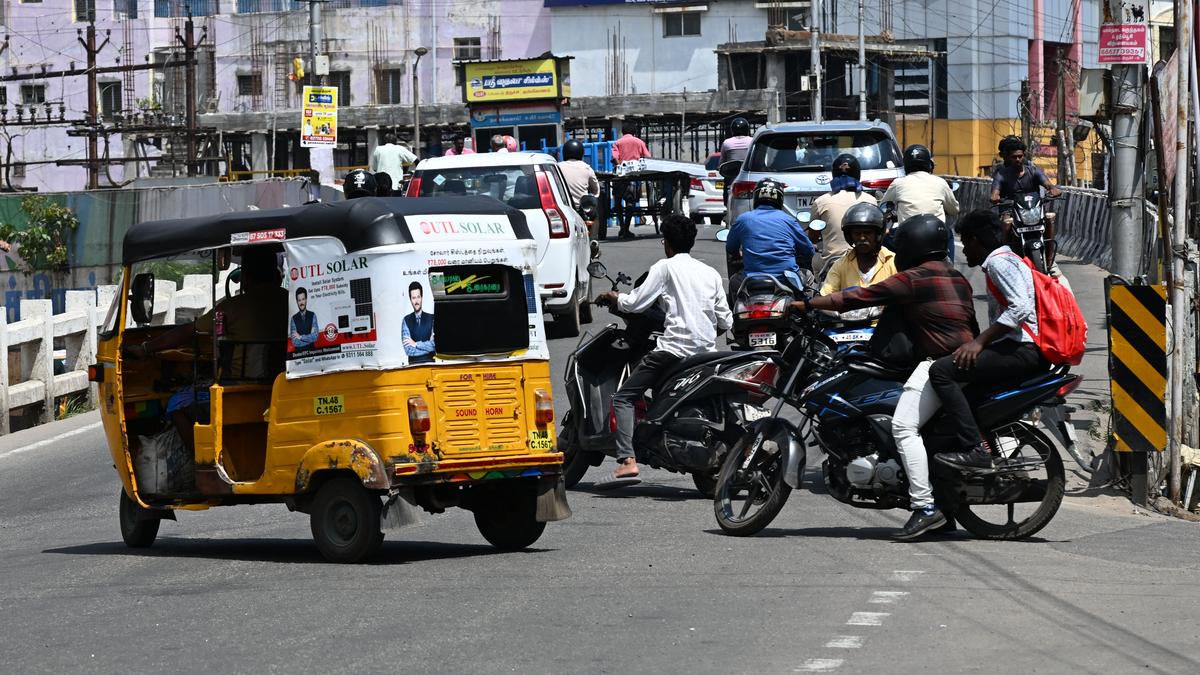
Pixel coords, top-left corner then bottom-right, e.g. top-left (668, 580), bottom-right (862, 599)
top-left (691, 211), bottom-right (704, 225)
top-left (554, 289), bottom-right (582, 338)
top-left (579, 279), bottom-right (593, 325)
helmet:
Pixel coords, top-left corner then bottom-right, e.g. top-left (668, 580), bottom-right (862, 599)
top-left (730, 117), bottom-right (751, 136)
top-left (891, 214), bottom-right (950, 270)
top-left (343, 169), bottom-right (377, 199)
top-left (562, 138), bottom-right (585, 161)
top-left (840, 202), bottom-right (885, 244)
top-left (752, 178), bottom-right (785, 209)
top-left (903, 144), bottom-right (934, 173)
top-left (832, 153), bottom-right (861, 181)
top-left (998, 135), bottom-right (1025, 155)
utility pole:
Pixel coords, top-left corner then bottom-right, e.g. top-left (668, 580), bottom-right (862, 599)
top-left (857, 0), bottom-right (867, 120)
top-left (1106, 0), bottom-right (1145, 281)
top-left (309, 0), bottom-right (324, 86)
top-left (79, 23), bottom-right (110, 190)
top-left (810, 0), bottom-right (823, 123)
top-left (1019, 79), bottom-right (1033, 152)
top-left (1056, 47), bottom-right (1068, 185)
top-left (175, 13), bottom-right (206, 177)
top-left (1168, 0), bottom-right (1193, 504)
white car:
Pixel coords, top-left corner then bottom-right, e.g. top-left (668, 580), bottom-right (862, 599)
top-left (688, 153), bottom-right (727, 225)
top-left (406, 152), bottom-right (592, 336)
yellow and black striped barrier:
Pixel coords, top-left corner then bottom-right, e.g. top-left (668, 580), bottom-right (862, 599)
top-left (1107, 281), bottom-right (1167, 504)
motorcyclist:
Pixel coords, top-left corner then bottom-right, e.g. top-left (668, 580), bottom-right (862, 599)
top-left (881, 144), bottom-right (959, 261)
top-left (791, 214), bottom-right (979, 540)
top-left (819, 202), bottom-right (897, 297)
top-left (931, 210), bottom-right (1048, 471)
top-left (719, 117), bottom-right (754, 205)
top-left (725, 178), bottom-right (816, 300)
top-left (342, 169), bottom-right (377, 199)
top-left (557, 138), bottom-right (600, 210)
top-left (811, 153), bottom-right (877, 269)
top-left (990, 136), bottom-right (1062, 204)
top-left (595, 214), bottom-right (733, 489)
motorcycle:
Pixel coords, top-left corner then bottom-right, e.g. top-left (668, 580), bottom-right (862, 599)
top-left (557, 260), bottom-right (777, 497)
top-left (996, 192), bottom-right (1058, 274)
top-left (711, 310), bottom-right (1079, 540)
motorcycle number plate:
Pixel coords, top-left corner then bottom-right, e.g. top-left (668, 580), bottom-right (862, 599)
top-left (1016, 225), bottom-right (1044, 233)
top-left (749, 332), bottom-right (776, 347)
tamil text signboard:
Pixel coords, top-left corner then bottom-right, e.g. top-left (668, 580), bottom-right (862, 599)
top-left (301, 85), bottom-right (338, 148)
top-left (1098, 23), bottom-right (1148, 64)
top-left (463, 59), bottom-right (561, 103)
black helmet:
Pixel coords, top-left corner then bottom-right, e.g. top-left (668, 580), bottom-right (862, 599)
top-left (730, 117), bottom-right (751, 136)
top-left (752, 178), bottom-right (785, 209)
top-left (998, 135), bottom-right (1025, 155)
top-left (841, 202), bottom-right (885, 244)
top-left (903, 144), bottom-right (934, 173)
top-left (343, 169), bottom-right (377, 199)
top-left (832, 153), bottom-right (861, 181)
top-left (892, 214), bottom-right (949, 270)
top-left (562, 138), bottom-right (585, 161)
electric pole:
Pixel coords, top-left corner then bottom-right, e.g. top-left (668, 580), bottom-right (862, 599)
top-left (1106, 0), bottom-right (1145, 281)
top-left (1056, 47), bottom-right (1068, 185)
top-left (1168, 0), bottom-right (1193, 504)
top-left (175, 13), bottom-right (207, 177)
top-left (857, 0), bottom-right (867, 120)
top-left (79, 23), bottom-right (110, 190)
top-left (810, 0), bottom-right (822, 123)
top-left (309, 0), bottom-right (324, 86)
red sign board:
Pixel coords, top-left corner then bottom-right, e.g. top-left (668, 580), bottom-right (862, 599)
top-left (1099, 23), bottom-right (1148, 64)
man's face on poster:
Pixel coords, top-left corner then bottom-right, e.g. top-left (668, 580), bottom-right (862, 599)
top-left (296, 290), bottom-right (308, 312)
top-left (410, 287), bottom-right (423, 314)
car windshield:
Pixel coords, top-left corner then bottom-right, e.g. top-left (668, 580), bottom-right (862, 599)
top-left (415, 165), bottom-right (536, 205)
top-left (745, 131), bottom-right (900, 173)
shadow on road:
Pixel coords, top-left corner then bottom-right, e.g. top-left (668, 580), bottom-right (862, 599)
top-left (43, 537), bottom-right (550, 565)
top-left (572, 482), bottom-right (706, 502)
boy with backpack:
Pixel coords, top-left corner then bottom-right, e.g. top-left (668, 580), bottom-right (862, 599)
top-left (931, 210), bottom-right (1086, 469)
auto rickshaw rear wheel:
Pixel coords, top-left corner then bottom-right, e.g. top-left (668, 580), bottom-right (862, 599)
top-left (473, 481), bottom-right (546, 551)
top-left (310, 476), bottom-right (384, 563)
top-left (118, 489), bottom-right (160, 548)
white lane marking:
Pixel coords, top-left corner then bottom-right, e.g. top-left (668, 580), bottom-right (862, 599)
top-left (795, 658), bottom-right (844, 672)
top-left (846, 612), bottom-right (890, 626)
top-left (0, 421), bottom-right (103, 460)
top-left (825, 636), bottom-right (864, 649)
top-left (868, 591), bottom-right (910, 604)
top-left (890, 570), bottom-right (925, 582)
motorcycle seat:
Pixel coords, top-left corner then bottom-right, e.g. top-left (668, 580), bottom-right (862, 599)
top-left (845, 353), bottom-right (911, 381)
top-left (965, 365), bottom-right (1071, 402)
top-left (659, 351), bottom-right (746, 383)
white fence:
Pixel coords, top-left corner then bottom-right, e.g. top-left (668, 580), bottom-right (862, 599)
top-left (1, 274), bottom-right (225, 436)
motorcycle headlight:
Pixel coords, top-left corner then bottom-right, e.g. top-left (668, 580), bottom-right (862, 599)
top-left (1020, 206), bottom-right (1042, 225)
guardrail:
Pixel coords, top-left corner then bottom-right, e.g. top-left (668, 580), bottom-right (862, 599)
top-left (1, 274), bottom-right (223, 436)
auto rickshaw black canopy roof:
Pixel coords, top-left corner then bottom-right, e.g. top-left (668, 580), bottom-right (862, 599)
top-left (122, 196), bottom-right (532, 264)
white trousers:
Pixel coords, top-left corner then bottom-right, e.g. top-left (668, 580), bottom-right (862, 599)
top-left (892, 360), bottom-right (942, 510)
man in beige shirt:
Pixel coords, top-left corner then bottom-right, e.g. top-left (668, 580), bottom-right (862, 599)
top-left (557, 138), bottom-right (599, 209)
top-left (881, 144), bottom-right (959, 224)
top-left (811, 153), bottom-right (877, 269)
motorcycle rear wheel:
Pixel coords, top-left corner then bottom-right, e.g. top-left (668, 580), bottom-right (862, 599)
top-left (955, 424), bottom-right (1065, 541)
top-left (713, 430), bottom-right (792, 536)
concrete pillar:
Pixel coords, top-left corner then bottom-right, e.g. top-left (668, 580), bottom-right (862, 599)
top-left (366, 128), bottom-right (380, 170)
top-left (251, 132), bottom-right (269, 174)
top-left (20, 299), bottom-right (54, 424)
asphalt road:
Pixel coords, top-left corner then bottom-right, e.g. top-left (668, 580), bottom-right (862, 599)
top-left (2, 226), bottom-right (1198, 674)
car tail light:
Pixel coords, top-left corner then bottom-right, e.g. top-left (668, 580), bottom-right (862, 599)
top-left (736, 297), bottom-right (788, 320)
top-left (1055, 376), bottom-right (1082, 398)
top-left (406, 176), bottom-right (422, 197)
top-left (861, 178), bottom-right (894, 190)
top-left (690, 177), bottom-right (704, 191)
top-left (720, 360), bottom-right (781, 392)
top-left (731, 180), bottom-right (757, 199)
top-left (536, 170), bottom-right (570, 238)
top-left (407, 395), bottom-right (431, 434)
top-left (534, 388), bottom-right (554, 426)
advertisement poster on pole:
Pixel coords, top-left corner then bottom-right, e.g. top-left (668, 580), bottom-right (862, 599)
top-left (301, 85), bottom-right (338, 148)
top-left (1098, 23), bottom-right (1149, 64)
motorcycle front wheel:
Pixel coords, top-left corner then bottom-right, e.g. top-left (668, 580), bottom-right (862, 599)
top-left (955, 424), bottom-right (1065, 540)
top-left (713, 430), bottom-right (792, 536)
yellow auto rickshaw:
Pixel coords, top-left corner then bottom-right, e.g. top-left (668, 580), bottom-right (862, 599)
top-left (92, 196), bottom-right (569, 562)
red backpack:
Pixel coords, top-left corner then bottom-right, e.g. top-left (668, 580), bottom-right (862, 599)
top-left (986, 253), bottom-right (1088, 366)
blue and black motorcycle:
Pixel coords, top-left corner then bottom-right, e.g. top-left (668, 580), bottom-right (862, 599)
top-left (712, 310), bottom-right (1080, 540)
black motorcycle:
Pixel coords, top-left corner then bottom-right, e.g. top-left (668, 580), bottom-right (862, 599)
top-left (558, 261), bottom-right (776, 497)
top-left (996, 192), bottom-right (1058, 274)
top-left (712, 310), bottom-right (1078, 540)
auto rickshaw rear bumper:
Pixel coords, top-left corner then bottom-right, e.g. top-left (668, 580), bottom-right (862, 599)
top-left (390, 452), bottom-right (564, 485)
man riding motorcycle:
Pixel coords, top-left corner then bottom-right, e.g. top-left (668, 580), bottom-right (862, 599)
top-left (819, 202), bottom-right (898, 297)
top-left (811, 153), bottom-right (877, 268)
top-left (725, 178), bottom-right (815, 299)
top-left (596, 214), bottom-right (733, 488)
top-left (720, 117), bottom-right (754, 205)
top-left (881, 144), bottom-right (959, 261)
top-left (791, 214), bottom-right (979, 540)
top-left (990, 136), bottom-right (1072, 292)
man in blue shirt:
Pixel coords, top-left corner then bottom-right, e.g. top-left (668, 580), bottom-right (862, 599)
top-left (402, 281), bottom-right (435, 364)
top-left (290, 287), bottom-right (319, 351)
top-left (725, 178), bottom-right (815, 295)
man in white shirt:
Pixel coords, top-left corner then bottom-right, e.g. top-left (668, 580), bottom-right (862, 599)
top-left (596, 214), bottom-right (733, 487)
top-left (881, 144), bottom-right (959, 225)
top-left (370, 133), bottom-right (417, 183)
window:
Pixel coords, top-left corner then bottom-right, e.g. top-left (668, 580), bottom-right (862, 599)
top-left (375, 67), bottom-right (404, 105)
top-left (236, 0), bottom-right (298, 12)
top-left (662, 12), bottom-right (701, 38)
top-left (20, 84), bottom-right (45, 105)
top-left (73, 0), bottom-right (95, 21)
top-left (100, 82), bottom-right (122, 120)
top-left (237, 72), bottom-right (263, 96)
top-left (0, 89), bottom-right (7, 106)
top-left (745, 131), bottom-right (901, 173)
top-left (154, 0), bottom-right (218, 18)
top-left (329, 0), bottom-right (400, 6)
top-left (327, 71), bottom-right (351, 106)
top-left (116, 0), bottom-right (138, 18)
top-left (454, 37), bottom-right (481, 61)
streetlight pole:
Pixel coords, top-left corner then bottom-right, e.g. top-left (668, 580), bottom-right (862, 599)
top-left (412, 47), bottom-right (428, 158)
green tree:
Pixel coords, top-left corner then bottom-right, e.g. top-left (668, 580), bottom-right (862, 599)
top-left (0, 195), bottom-right (80, 272)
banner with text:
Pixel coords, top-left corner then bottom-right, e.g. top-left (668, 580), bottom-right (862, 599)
top-left (301, 86), bottom-right (338, 148)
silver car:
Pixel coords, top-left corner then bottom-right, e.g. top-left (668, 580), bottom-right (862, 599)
top-left (725, 121), bottom-right (905, 225)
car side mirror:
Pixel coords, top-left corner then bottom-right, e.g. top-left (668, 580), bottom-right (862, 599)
top-left (809, 219), bottom-right (827, 232)
top-left (587, 260), bottom-right (608, 278)
top-left (718, 160), bottom-right (743, 181)
top-left (130, 272), bottom-right (155, 325)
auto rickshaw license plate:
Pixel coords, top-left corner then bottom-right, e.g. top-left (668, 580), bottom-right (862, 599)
top-left (749, 332), bottom-right (776, 347)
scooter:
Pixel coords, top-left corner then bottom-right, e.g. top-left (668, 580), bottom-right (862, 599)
top-left (557, 259), bottom-right (776, 497)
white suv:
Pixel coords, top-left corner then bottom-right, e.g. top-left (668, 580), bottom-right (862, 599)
top-left (407, 152), bottom-right (592, 336)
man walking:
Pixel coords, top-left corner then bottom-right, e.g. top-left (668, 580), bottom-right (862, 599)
top-left (370, 133), bottom-right (417, 184)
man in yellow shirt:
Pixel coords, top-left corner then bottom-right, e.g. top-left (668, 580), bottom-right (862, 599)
top-left (820, 202), bottom-right (898, 297)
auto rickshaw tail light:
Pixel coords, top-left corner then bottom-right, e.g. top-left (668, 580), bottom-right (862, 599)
top-left (87, 363), bottom-right (103, 382)
top-left (535, 171), bottom-right (570, 238)
top-left (407, 396), bottom-right (431, 434)
top-left (534, 388), bottom-right (554, 426)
